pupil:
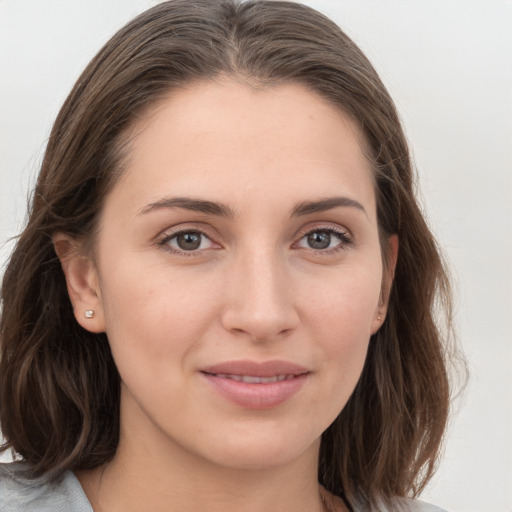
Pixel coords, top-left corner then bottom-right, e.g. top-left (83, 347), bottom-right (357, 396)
top-left (177, 232), bottom-right (201, 250)
top-left (307, 231), bottom-right (331, 249)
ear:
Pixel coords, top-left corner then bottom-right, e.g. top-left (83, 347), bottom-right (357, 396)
top-left (53, 233), bottom-right (106, 333)
top-left (371, 234), bottom-right (399, 334)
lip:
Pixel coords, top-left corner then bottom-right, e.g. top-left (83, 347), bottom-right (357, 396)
top-left (200, 360), bottom-right (310, 409)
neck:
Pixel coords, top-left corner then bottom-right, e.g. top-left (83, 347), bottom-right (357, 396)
top-left (77, 401), bottom-right (326, 512)
top-left (78, 443), bottom-right (324, 512)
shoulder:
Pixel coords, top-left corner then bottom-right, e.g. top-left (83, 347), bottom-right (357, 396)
top-left (0, 461), bottom-right (92, 512)
top-left (319, 487), bottom-right (450, 512)
top-left (320, 486), bottom-right (450, 512)
top-left (410, 500), bottom-right (451, 512)
top-left (394, 497), bottom-right (451, 512)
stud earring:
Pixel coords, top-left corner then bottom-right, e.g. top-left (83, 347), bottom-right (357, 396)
top-left (377, 314), bottom-right (382, 321)
top-left (84, 309), bottom-right (95, 319)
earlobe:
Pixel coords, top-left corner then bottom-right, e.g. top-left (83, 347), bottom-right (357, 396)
top-left (53, 234), bottom-right (106, 334)
top-left (371, 234), bottom-right (399, 334)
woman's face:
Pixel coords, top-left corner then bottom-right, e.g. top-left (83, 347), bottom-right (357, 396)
top-left (75, 79), bottom-right (393, 470)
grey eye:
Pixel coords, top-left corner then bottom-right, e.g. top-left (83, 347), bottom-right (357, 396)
top-left (175, 232), bottom-right (203, 251)
top-left (306, 231), bottom-right (332, 250)
top-left (296, 228), bottom-right (350, 252)
top-left (161, 229), bottom-right (217, 254)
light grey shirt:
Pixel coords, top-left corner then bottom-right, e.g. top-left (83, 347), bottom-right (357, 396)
top-left (1, 462), bottom-right (91, 512)
top-left (0, 462), bottom-right (449, 512)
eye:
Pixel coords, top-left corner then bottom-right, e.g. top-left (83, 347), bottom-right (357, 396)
top-left (160, 230), bottom-right (217, 253)
top-left (295, 228), bottom-right (351, 251)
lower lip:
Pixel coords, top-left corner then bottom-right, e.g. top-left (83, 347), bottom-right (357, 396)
top-left (201, 373), bottom-right (309, 409)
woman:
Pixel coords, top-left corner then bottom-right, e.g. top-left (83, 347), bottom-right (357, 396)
top-left (0, 1), bottom-right (456, 511)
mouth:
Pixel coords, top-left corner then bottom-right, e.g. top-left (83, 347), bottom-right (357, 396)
top-left (202, 373), bottom-right (300, 384)
top-left (200, 360), bottom-right (310, 409)
top-left (201, 359), bottom-right (309, 378)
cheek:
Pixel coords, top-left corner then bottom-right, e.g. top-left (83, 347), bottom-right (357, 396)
top-left (97, 257), bottom-right (219, 368)
top-left (305, 262), bottom-right (382, 334)
top-left (303, 263), bottom-right (381, 387)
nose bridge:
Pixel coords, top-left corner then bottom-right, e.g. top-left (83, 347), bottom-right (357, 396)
top-left (221, 242), bottom-right (298, 341)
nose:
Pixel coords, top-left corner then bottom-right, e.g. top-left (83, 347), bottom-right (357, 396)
top-left (220, 247), bottom-right (299, 343)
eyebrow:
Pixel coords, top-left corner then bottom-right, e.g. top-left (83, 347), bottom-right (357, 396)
top-left (291, 196), bottom-right (367, 217)
top-left (138, 195), bottom-right (366, 218)
top-left (139, 197), bottom-right (235, 217)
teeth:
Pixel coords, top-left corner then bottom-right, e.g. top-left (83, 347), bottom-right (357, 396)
top-left (214, 373), bottom-right (294, 383)
top-left (242, 375), bottom-right (263, 383)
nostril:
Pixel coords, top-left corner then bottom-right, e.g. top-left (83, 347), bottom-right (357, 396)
top-left (219, 258), bottom-right (300, 341)
top-left (221, 307), bottom-right (299, 343)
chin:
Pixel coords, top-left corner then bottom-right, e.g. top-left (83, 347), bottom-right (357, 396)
top-left (195, 427), bottom-right (321, 471)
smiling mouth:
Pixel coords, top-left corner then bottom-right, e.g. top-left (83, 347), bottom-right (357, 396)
top-left (200, 361), bottom-right (310, 409)
top-left (202, 372), bottom-right (301, 383)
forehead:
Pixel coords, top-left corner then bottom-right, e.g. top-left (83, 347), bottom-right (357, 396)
top-left (109, 79), bottom-right (376, 218)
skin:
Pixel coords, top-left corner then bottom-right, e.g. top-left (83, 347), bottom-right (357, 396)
top-left (56, 79), bottom-right (397, 512)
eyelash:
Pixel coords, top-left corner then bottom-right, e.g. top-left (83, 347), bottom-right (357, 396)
top-left (157, 228), bottom-right (215, 257)
top-left (156, 226), bottom-right (353, 256)
top-left (294, 226), bottom-right (353, 254)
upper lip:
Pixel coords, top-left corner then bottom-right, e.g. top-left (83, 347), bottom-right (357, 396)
top-left (200, 360), bottom-right (309, 378)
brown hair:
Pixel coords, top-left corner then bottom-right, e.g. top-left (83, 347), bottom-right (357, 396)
top-left (0, 1), bottom-right (458, 510)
